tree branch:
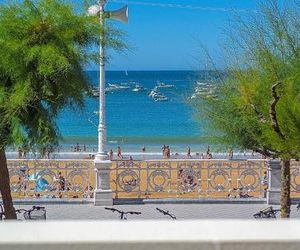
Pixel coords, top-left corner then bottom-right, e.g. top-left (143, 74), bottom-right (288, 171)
top-left (253, 147), bottom-right (274, 158)
top-left (269, 82), bottom-right (285, 139)
top-left (251, 104), bottom-right (266, 123)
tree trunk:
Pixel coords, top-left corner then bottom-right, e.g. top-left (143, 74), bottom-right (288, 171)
top-left (280, 159), bottom-right (291, 218)
top-left (0, 148), bottom-right (16, 219)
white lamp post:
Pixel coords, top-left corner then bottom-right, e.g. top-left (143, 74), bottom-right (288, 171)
top-left (88, 0), bottom-right (128, 206)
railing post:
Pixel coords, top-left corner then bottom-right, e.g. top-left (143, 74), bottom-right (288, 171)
top-left (267, 159), bottom-right (281, 205)
top-left (94, 160), bottom-right (113, 206)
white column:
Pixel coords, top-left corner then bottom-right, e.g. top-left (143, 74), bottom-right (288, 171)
top-left (94, 0), bottom-right (112, 206)
top-left (267, 159), bottom-right (281, 205)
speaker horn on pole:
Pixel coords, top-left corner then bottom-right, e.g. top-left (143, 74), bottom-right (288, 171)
top-left (108, 5), bottom-right (128, 24)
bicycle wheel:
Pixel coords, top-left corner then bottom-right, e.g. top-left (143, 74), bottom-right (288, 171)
top-left (253, 213), bottom-right (262, 219)
top-left (28, 209), bottom-right (46, 220)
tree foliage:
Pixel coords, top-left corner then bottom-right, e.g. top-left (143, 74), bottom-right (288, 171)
top-left (195, 0), bottom-right (300, 217)
top-left (0, 0), bottom-right (126, 219)
top-left (197, 0), bottom-right (300, 159)
top-left (0, 0), bottom-right (126, 150)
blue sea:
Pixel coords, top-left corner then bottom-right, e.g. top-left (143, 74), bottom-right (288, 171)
top-left (57, 70), bottom-right (216, 153)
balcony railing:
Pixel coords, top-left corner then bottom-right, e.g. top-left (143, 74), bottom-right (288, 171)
top-left (3, 159), bottom-right (300, 200)
top-left (111, 159), bottom-right (269, 199)
top-left (7, 160), bottom-right (94, 199)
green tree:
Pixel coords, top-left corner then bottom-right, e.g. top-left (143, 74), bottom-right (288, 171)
top-left (0, 0), bottom-right (126, 219)
top-left (196, 0), bottom-right (300, 218)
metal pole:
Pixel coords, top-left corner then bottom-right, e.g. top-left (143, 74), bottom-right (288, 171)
top-left (96, 0), bottom-right (108, 161)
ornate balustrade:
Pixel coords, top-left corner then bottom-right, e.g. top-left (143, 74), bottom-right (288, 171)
top-left (3, 159), bottom-right (300, 201)
top-left (110, 160), bottom-right (270, 199)
top-left (6, 160), bottom-right (94, 199)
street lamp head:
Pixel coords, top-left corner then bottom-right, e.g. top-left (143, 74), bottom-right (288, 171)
top-left (87, 5), bottom-right (100, 16)
top-left (108, 5), bottom-right (128, 24)
top-left (88, 4), bottom-right (128, 24)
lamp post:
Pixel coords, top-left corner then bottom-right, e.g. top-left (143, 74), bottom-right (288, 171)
top-left (88, 1), bottom-right (128, 206)
top-left (97, 0), bottom-right (107, 161)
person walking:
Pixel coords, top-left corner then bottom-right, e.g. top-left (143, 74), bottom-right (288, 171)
top-left (187, 146), bottom-right (192, 159)
top-left (117, 146), bottom-right (123, 159)
top-left (109, 149), bottom-right (113, 161)
top-left (162, 144), bottom-right (166, 158)
top-left (166, 146), bottom-right (171, 159)
top-left (228, 148), bottom-right (234, 160)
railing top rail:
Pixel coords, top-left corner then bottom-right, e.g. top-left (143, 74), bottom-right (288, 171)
top-left (7, 159), bottom-right (94, 162)
top-left (112, 159), bottom-right (268, 162)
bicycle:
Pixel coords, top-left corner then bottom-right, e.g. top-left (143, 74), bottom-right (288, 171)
top-left (156, 208), bottom-right (177, 220)
top-left (104, 207), bottom-right (141, 220)
top-left (253, 206), bottom-right (280, 219)
top-left (0, 205), bottom-right (46, 221)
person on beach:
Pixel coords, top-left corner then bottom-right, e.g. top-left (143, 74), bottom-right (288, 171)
top-left (162, 144), bottom-right (166, 158)
top-left (109, 149), bottom-right (113, 160)
top-left (206, 145), bottom-right (212, 159)
top-left (206, 145), bottom-right (211, 156)
top-left (187, 146), bottom-right (192, 159)
top-left (17, 147), bottom-right (23, 159)
top-left (117, 146), bottom-right (123, 159)
top-left (166, 146), bottom-right (171, 159)
top-left (83, 144), bottom-right (87, 152)
top-left (21, 144), bottom-right (29, 159)
top-left (228, 148), bottom-right (234, 160)
top-left (142, 146), bottom-right (146, 153)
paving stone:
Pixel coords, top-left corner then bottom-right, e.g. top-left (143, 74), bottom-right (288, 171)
top-left (13, 203), bottom-right (300, 220)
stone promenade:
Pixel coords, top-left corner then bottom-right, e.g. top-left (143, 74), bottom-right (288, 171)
top-left (13, 203), bottom-right (300, 220)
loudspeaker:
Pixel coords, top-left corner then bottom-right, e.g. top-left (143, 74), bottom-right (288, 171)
top-left (108, 5), bottom-right (128, 24)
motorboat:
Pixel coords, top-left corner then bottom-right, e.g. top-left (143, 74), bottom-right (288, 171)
top-left (106, 83), bottom-right (130, 92)
top-left (132, 84), bottom-right (145, 92)
top-left (153, 95), bottom-right (168, 102)
top-left (156, 81), bottom-right (174, 88)
top-left (196, 81), bottom-right (207, 86)
top-left (92, 88), bottom-right (100, 97)
top-left (148, 90), bottom-right (158, 97)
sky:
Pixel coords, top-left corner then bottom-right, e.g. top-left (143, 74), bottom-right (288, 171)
top-left (0, 0), bottom-right (261, 71)
top-left (102, 0), bottom-right (260, 71)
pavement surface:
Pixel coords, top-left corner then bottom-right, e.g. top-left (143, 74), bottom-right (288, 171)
top-left (13, 203), bottom-right (300, 220)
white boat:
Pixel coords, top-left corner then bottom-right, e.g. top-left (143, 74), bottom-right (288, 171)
top-left (92, 88), bottom-right (100, 97)
top-left (148, 90), bottom-right (158, 97)
top-left (154, 95), bottom-right (168, 102)
top-left (156, 81), bottom-right (174, 88)
top-left (105, 83), bottom-right (130, 93)
top-left (196, 81), bottom-right (207, 86)
top-left (132, 84), bottom-right (144, 92)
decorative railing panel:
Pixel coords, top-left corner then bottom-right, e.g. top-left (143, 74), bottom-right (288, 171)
top-left (6, 160), bottom-right (94, 199)
top-left (291, 161), bottom-right (300, 196)
top-left (111, 160), bottom-right (269, 199)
